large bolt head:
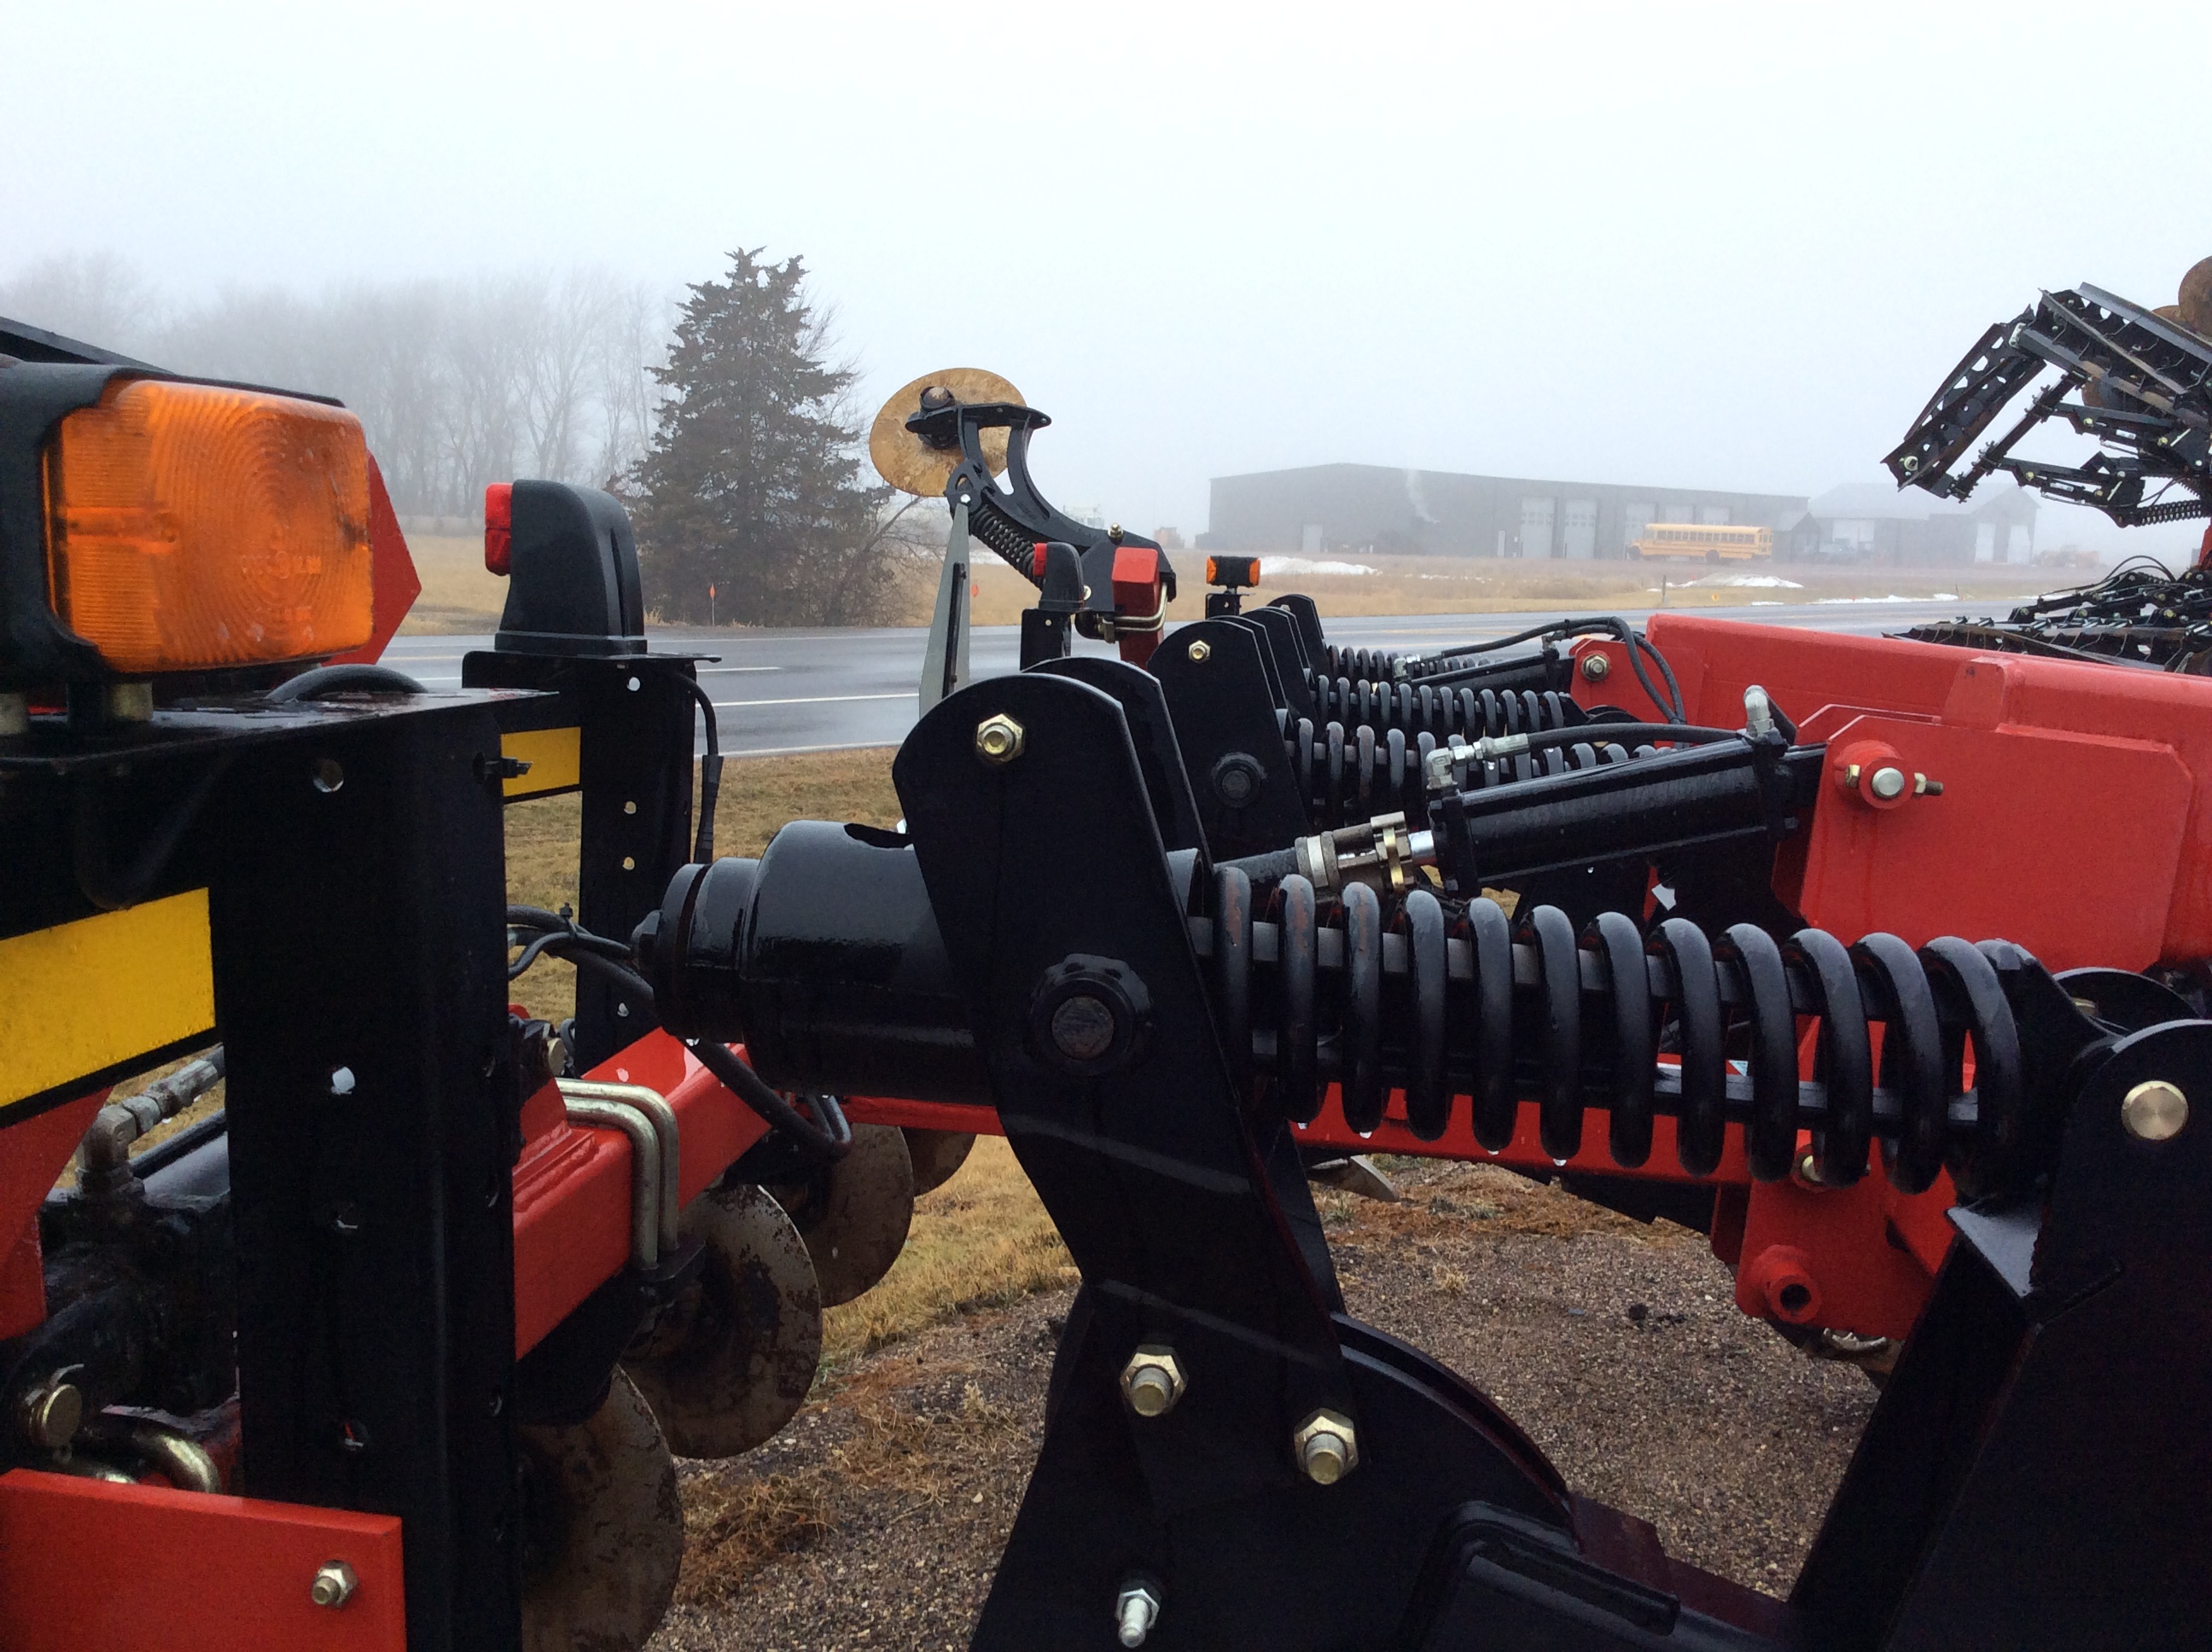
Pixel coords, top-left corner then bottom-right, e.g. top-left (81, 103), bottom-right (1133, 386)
top-left (1211, 751), bottom-right (1265, 808)
top-left (1294, 1408), bottom-right (1359, 1484)
top-left (17, 1378), bottom-right (82, 1451)
top-left (1050, 993), bottom-right (1119, 1062)
top-left (311, 1560), bottom-right (358, 1608)
top-left (975, 713), bottom-right (1026, 765)
top-left (2123, 1079), bottom-right (2189, 1142)
top-left (1870, 765), bottom-right (1908, 800)
top-left (1119, 1346), bottom-right (1185, 1417)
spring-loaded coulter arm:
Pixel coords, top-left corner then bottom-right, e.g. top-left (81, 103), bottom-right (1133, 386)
top-left (907, 396), bottom-right (1175, 656)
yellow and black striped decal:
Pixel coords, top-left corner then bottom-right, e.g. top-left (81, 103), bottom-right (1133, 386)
top-left (0, 889), bottom-right (218, 1125)
top-left (500, 725), bottom-right (582, 800)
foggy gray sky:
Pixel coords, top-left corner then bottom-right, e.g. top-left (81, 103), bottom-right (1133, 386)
top-left (6, 2), bottom-right (2209, 554)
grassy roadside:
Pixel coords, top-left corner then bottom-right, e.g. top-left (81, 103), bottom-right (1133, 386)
top-left (397, 529), bottom-right (2064, 637)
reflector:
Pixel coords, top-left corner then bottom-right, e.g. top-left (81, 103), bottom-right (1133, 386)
top-left (44, 378), bottom-right (374, 672)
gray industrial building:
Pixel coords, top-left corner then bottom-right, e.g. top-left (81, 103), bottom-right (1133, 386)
top-left (1203, 464), bottom-right (2047, 565)
top-left (1785, 482), bottom-right (2040, 565)
top-left (1202, 463), bottom-right (1809, 561)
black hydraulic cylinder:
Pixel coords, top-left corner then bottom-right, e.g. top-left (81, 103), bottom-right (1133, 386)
top-left (637, 821), bottom-right (985, 1102)
top-left (1440, 739), bottom-right (1823, 888)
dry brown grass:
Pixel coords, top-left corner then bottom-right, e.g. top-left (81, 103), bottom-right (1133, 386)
top-left (397, 533), bottom-right (509, 633)
top-left (675, 1374), bottom-right (1027, 1605)
top-left (821, 1135), bottom-right (1071, 1367)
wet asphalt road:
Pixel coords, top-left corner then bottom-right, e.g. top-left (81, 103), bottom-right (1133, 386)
top-left (381, 598), bottom-right (1979, 757)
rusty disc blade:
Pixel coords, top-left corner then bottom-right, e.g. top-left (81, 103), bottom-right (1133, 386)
top-left (623, 1182), bottom-right (823, 1460)
top-left (518, 1368), bottom-right (682, 1652)
top-left (869, 367), bottom-right (1023, 496)
top-left (902, 1126), bottom-right (977, 1196)
top-left (2179, 258), bottom-right (2212, 337)
top-left (768, 1122), bottom-right (915, 1307)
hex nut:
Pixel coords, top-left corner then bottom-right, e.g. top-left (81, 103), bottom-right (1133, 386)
top-left (1580, 652), bottom-right (1610, 682)
top-left (975, 713), bottom-right (1026, 766)
top-left (1294, 1407), bottom-right (1359, 1484)
top-left (1119, 1346), bottom-right (1185, 1418)
top-left (2122, 1079), bottom-right (2189, 1142)
top-left (1187, 640), bottom-right (1211, 663)
top-left (311, 1560), bottom-right (358, 1608)
top-left (16, 1377), bottom-right (83, 1452)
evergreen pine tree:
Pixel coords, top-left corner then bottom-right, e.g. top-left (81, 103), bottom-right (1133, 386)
top-left (632, 249), bottom-right (897, 625)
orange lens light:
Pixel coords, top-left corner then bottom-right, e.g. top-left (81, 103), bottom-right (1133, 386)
top-left (44, 378), bottom-right (374, 673)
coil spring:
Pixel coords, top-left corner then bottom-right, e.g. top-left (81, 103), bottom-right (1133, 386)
top-left (1306, 678), bottom-right (1584, 740)
top-left (1322, 645), bottom-right (1405, 683)
top-left (1286, 717), bottom-right (1649, 828)
top-left (1196, 867), bottom-right (2027, 1195)
top-left (968, 496), bottom-right (1040, 567)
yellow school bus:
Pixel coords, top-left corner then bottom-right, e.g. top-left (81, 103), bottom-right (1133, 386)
top-left (1630, 523), bottom-right (1773, 562)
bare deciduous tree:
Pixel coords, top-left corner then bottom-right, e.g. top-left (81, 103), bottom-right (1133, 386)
top-left (2, 255), bottom-right (670, 521)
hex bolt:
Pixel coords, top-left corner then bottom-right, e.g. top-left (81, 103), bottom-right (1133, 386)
top-left (1119, 1346), bottom-right (1186, 1417)
top-left (1869, 765), bottom-right (1908, 800)
top-left (1294, 1408), bottom-right (1359, 1485)
top-left (310, 1560), bottom-right (358, 1608)
top-left (1115, 1580), bottom-right (1161, 1647)
top-left (1187, 639), bottom-right (1211, 663)
top-left (16, 1376), bottom-right (84, 1452)
top-left (2122, 1080), bottom-right (2189, 1142)
top-left (1580, 652), bottom-right (1610, 682)
top-left (975, 713), bottom-right (1027, 766)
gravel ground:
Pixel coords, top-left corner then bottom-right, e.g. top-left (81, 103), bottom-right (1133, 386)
top-left (647, 1160), bottom-right (1877, 1650)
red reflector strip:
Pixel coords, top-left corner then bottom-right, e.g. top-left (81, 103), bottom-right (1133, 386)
top-left (484, 482), bottom-right (514, 575)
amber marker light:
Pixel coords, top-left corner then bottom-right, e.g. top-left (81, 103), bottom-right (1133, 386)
top-left (42, 378), bottom-right (375, 673)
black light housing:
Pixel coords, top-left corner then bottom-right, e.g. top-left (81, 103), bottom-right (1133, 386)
top-left (492, 482), bottom-right (648, 656)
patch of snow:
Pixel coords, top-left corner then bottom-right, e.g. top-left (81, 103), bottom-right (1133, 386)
top-left (1675, 574), bottom-right (1805, 590)
top-left (1260, 556), bottom-right (1376, 577)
